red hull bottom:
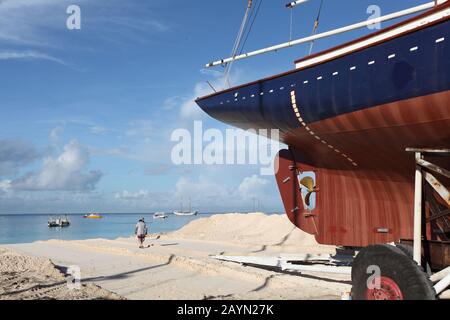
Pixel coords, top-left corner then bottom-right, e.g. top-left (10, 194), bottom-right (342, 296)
top-left (275, 91), bottom-right (450, 247)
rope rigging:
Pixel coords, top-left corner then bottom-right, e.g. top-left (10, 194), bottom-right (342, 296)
top-left (239, 0), bottom-right (263, 55)
top-left (223, 0), bottom-right (263, 88)
top-left (289, 5), bottom-right (294, 41)
top-left (307, 0), bottom-right (324, 55)
top-left (222, 0), bottom-right (325, 87)
top-left (207, 0), bottom-right (437, 68)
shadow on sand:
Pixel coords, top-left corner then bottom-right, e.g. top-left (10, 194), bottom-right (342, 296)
top-left (251, 227), bottom-right (297, 253)
top-left (0, 255), bottom-right (176, 297)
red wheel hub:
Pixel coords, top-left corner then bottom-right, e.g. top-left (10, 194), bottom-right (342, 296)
top-left (366, 276), bottom-right (404, 300)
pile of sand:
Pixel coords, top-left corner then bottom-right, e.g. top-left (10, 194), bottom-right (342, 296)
top-left (170, 213), bottom-right (318, 247)
top-left (0, 247), bottom-right (123, 300)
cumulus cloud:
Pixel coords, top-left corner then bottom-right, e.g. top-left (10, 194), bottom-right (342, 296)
top-left (180, 82), bottom-right (214, 119)
top-left (11, 140), bottom-right (102, 191)
top-left (175, 175), bottom-right (231, 201)
top-left (238, 175), bottom-right (270, 200)
top-left (171, 172), bottom-right (278, 212)
top-left (0, 139), bottom-right (41, 176)
top-left (49, 126), bottom-right (64, 147)
top-left (178, 69), bottom-right (245, 119)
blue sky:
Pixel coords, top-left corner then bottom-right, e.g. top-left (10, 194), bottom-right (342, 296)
top-left (0, 0), bottom-right (428, 214)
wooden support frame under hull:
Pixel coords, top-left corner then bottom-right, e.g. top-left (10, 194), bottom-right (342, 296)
top-left (212, 149), bottom-right (450, 298)
top-left (405, 148), bottom-right (450, 269)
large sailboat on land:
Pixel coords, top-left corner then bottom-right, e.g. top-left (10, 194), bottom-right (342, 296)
top-left (196, 0), bottom-right (450, 299)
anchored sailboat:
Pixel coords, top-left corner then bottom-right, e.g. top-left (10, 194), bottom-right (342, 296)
top-left (173, 198), bottom-right (198, 216)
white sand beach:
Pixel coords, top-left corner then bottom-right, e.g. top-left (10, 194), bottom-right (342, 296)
top-left (0, 247), bottom-right (122, 300)
top-left (1, 213), bottom-right (351, 300)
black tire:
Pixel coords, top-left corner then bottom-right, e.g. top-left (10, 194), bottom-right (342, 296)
top-left (395, 243), bottom-right (432, 276)
top-left (351, 244), bottom-right (435, 300)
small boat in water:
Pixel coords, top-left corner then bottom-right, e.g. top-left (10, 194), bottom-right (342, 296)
top-left (83, 213), bottom-right (103, 219)
top-left (153, 212), bottom-right (167, 219)
top-left (48, 216), bottom-right (70, 228)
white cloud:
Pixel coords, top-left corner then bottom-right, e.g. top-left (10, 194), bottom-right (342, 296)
top-left (115, 190), bottom-right (150, 200)
top-left (163, 96), bottom-right (182, 110)
top-left (0, 0), bottom-right (75, 45)
top-left (90, 126), bottom-right (107, 135)
top-left (0, 139), bottom-right (41, 176)
top-left (11, 140), bottom-right (102, 191)
top-left (104, 16), bottom-right (169, 33)
top-left (0, 0), bottom-right (169, 54)
top-left (125, 120), bottom-right (155, 138)
top-left (49, 126), bottom-right (64, 146)
top-left (180, 82), bottom-right (215, 119)
top-left (179, 69), bottom-right (244, 119)
top-left (0, 179), bottom-right (11, 193)
top-left (175, 175), bottom-right (230, 201)
top-left (0, 0), bottom-right (57, 10)
top-left (238, 175), bottom-right (270, 200)
top-left (0, 50), bottom-right (66, 65)
top-left (171, 172), bottom-right (279, 212)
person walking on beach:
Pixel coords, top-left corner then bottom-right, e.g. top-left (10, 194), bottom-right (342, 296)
top-left (135, 218), bottom-right (148, 248)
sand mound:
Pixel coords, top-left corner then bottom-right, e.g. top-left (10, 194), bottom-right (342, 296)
top-left (0, 247), bottom-right (123, 300)
top-left (170, 213), bottom-right (318, 246)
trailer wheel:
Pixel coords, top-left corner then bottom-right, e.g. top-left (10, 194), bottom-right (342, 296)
top-left (351, 244), bottom-right (435, 300)
top-left (395, 243), bottom-right (432, 276)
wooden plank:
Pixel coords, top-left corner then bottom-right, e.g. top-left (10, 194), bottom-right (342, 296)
top-left (406, 148), bottom-right (450, 154)
top-left (418, 159), bottom-right (450, 178)
top-left (424, 172), bottom-right (450, 207)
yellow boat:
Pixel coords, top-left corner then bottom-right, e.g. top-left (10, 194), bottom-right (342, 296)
top-left (83, 213), bottom-right (103, 219)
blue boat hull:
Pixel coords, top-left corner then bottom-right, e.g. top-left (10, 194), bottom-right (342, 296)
top-left (197, 19), bottom-right (450, 142)
top-left (196, 8), bottom-right (450, 248)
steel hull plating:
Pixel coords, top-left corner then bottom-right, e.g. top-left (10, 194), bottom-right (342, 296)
top-left (196, 9), bottom-right (450, 247)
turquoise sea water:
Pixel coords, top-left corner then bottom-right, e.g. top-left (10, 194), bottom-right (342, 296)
top-left (0, 213), bottom-right (215, 244)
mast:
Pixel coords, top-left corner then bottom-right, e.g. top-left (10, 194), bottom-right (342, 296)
top-left (206, 0), bottom-right (447, 68)
top-left (286, 0), bottom-right (310, 8)
top-left (223, 0), bottom-right (253, 87)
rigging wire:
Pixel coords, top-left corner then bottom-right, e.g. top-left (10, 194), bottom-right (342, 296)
top-left (289, 6), bottom-right (294, 41)
top-left (239, 0), bottom-right (258, 51)
top-left (306, 0), bottom-right (324, 55)
top-left (223, 0), bottom-right (255, 88)
top-left (238, 0), bottom-right (263, 55)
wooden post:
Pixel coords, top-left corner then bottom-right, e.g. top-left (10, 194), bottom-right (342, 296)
top-left (413, 152), bottom-right (423, 266)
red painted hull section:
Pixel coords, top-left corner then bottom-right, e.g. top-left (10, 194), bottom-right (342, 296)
top-left (275, 90), bottom-right (450, 247)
